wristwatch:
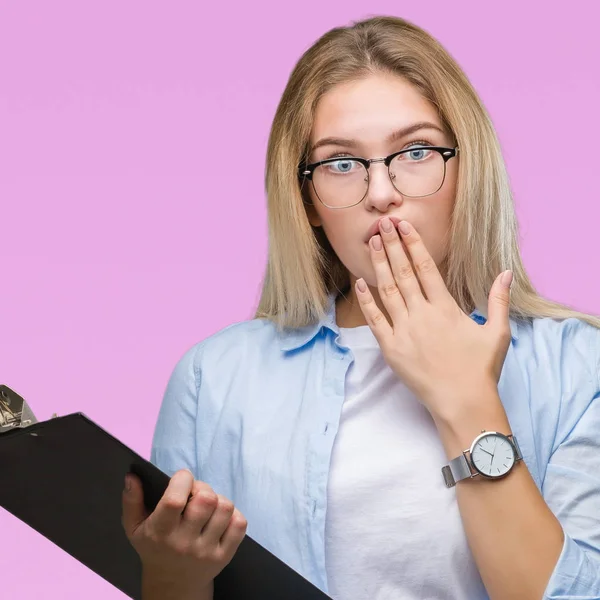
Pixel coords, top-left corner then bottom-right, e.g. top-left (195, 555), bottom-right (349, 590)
top-left (441, 430), bottom-right (523, 488)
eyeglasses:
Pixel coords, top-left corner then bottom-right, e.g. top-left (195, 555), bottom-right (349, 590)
top-left (298, 146), bottom-right (459, 209)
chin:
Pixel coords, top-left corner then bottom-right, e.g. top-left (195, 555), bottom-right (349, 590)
top-left (347, 265), bottom-right (378, 290)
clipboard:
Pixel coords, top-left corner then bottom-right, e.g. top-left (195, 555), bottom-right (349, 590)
top-left (0, 384), bottom-right (331, 600)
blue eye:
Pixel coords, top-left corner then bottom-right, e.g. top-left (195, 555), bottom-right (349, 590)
top-left (332, 160), bottom-right (353, 172)
top-left (324, 159), bottom-right (360, 174)
top-left (407, 148), bottom-right (432, 161)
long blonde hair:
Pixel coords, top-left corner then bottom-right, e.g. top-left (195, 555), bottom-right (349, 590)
top-left (255, 15), bottom-right (600, 331)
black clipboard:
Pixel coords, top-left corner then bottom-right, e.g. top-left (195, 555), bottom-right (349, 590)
top-left (0, 385), bottom-right (331, 600)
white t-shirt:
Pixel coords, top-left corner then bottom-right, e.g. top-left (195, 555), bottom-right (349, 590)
top-left (324, 325), bottom-right (487, 600)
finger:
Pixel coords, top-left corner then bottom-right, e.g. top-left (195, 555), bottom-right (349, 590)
top-left (378, 218), bottom-right (423, 309)
top-left (121, 473), bottom-right (149, 539)
top-left (369, 234), bottom-right (407, 323)
top-left (148, 469), bottom-right (194, 536)
top-left (355, 276), bottom-right (393, 345)
top-left (201, 494), bottom-right (236, 546)
top-left (486, 270), bottom-right (513, 338)
top-left (397, 221), bottom-right (448, 304)
top-left (219, 507), bottom-right (248, 558)
top-left (179, 481), bottom-right (219, 537)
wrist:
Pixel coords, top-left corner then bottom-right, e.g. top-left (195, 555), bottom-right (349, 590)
top-left (141, 568), bottom-right (214, 600)
top-left (431, 386), bottom-right (511, 460)
top-left (428, 378), bottom-right (500, 425)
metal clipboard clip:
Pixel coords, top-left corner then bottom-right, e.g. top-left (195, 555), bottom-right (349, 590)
top-left (0, 385), bottom-right (42, 434)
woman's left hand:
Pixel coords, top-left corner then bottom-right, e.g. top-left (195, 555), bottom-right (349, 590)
top-left (356, 218), bottom-right (514, 421)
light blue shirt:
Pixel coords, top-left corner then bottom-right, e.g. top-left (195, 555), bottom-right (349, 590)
top-left (150, 292), bottom-right (600, 599)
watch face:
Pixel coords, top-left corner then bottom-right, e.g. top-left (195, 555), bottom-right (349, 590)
top-left (470, 433), bottom-right (516, 478)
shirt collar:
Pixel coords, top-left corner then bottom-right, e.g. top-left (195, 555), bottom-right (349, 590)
top-left (278, 292), bottom-right (519, 352)
top-left (278, 292), bottom-right (339, 352)
top-left (471, 307), bottom-right (520, 342)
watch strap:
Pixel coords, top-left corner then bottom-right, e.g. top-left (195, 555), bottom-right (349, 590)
top-left (442, 453), bottom-right (472, 488)
top-left (509, 434), bottom-right (523, 461)
top-left (441, 433), bottom-right (523, 488)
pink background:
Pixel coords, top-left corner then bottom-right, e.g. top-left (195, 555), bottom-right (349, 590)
top-left (1, 1), bottom-right (599, 597)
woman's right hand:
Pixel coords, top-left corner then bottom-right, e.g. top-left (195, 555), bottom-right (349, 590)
top-left (121, 469), bottom-right (247, 598)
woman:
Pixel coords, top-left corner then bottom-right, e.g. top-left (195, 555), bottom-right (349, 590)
top-left (121, 15), bottom-right (600, 600)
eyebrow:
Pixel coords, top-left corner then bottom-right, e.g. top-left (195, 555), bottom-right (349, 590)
top-left (309, 121), bottom-right (446, 154)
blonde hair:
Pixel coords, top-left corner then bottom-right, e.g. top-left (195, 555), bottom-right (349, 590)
top-left (255, 15), bottom-right (600, 331)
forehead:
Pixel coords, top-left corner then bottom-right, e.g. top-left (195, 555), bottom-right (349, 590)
top-left (310, 73), bottom-right (441, 144)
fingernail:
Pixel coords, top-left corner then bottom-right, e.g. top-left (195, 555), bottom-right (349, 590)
top-left (371, 235), bottom-right (383, 251)
top-left (357, 278), bottom-right (367, 293)
top-left (399, 221), bottom-right (411, 235)
top-left (124, 475), bottom-right (132, 492)
top-left (380, 217), bottom-right (393, 233)
top-left (501, 270), bottom-right (514, 288)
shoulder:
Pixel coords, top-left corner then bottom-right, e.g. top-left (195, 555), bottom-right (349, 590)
top-left (171, 317), bottom-right (285, 382)
top-left (514, 315), bottom-right (599, 388)
top-left (511, 315), bottom-right (600, 450)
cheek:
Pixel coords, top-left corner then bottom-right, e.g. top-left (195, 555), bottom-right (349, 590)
top-left (321, 218), bottom-right (377, 283)
top-left (411, 186), bottom-right (456, 263)
top-left (318, 215), bottom-right (368, 274)
top-left (320, 218), bottom-right (354, 251)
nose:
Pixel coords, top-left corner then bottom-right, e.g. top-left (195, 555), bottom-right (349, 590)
top-left (363, 159), bottom-right (403, 212)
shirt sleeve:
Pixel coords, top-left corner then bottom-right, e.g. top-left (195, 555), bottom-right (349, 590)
top-left (541, 328), bottom-right (600, 598)
top-left (149, 343), bottom-right (202, 479)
